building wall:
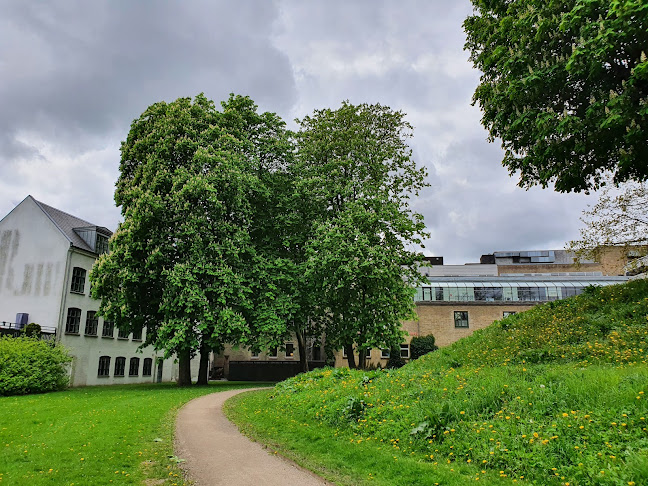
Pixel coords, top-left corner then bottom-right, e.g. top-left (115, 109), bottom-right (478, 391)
top-left (332, 301), bottom-right (537, 368)
top-left (0, 198), bottom-right (70, 328)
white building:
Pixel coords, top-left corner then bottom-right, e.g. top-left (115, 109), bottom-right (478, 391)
top-left (0, 196), bottom-right (192, 386)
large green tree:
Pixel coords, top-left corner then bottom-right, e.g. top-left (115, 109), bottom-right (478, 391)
top-left (296, 101), bottom-right (429, 369)
top-left (464, 1), bottom-right (648, 193)
top-left (90, 94), bottom-right (291, 385)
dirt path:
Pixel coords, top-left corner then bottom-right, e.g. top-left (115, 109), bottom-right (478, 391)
top-left (174, 388), bottom-right (332, 486)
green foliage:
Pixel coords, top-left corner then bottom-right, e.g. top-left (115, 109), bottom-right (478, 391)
top-left (232, 280), bottom-right (648, 485)
top-left (297, 101), bottom-right (429, 368)
top-left (0, 337), bottom-right (71, 396)
top-left (90, 94), bottom-right (294, 383)
top-left (464, 1), bottom-right (648, 192)
top-left (409, 334), bottom-right (438, 360)
top-left (386, 345), bottom-right (406, 369)
top-left (24, 322), bottom-right (41, 338)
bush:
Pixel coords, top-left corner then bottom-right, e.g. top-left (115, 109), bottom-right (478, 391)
top-left (0, 337), bottom-right (71, 396)
top-left (409, 334), bottom-right (438, 360)
top-left (24, 322), bottom-right (41, 338)
top-left (386, 345), bottom-right (406, 368)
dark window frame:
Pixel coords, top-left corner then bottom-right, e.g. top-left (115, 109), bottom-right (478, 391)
top-left (102, 320), bottom-right (114, 338)
top-left (70, 267), bottom-right (86, 294)
top-left (65, 308), bottom-right (81, 334)
top-left (454, 311), bottom-right (469, 328)
top-left (129, 357), bottom-right (140, 377)
top-left (85, 311), bottom-right (98, 336)
top-left (114, 357), bottom-right (126, 377)
top-left (98, 356), bottom-right (111, 377)
top-left (142, 358), bottom-right (153, 376)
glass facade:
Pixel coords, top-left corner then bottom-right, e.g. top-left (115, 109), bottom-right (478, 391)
top-left (415, 279), bottom-right (621, 303)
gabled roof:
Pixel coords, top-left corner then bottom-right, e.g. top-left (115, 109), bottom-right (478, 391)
top-left (31, 197), bottom-right (112, 253)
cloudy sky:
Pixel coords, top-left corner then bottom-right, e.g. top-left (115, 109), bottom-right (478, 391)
top-left (0, 1), bottom-right (597, 264)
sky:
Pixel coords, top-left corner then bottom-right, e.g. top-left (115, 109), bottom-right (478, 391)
top-left (0, 0), bottom-right (598, 264)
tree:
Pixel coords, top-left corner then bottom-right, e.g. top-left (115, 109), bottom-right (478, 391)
top-left (296, 101), bottom-right (429, 370)
top-left (568, 181), bottom-right (648, 271)
top-left (409, 334), bottom-right (438, 360)
top-left (464, 1), bottom-right (648, 193)
top-left (91, 94), bottom-right (290, 385)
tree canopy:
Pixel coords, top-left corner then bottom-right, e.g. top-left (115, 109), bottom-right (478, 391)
top-left (464, 1), bottom-right (648, 193)
top-left (91, 95), bottom-right (428, 381)
top-left (297, 101), bottom-right (429, 369)
top-left (90, 94), bottom-right (292, 385)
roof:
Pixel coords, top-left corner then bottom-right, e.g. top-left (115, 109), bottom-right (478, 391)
top-left (31, 197), bottom-right (112, 253)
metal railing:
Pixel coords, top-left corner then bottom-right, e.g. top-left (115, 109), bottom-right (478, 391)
top-left (0, 321), bottom-right (57, 340)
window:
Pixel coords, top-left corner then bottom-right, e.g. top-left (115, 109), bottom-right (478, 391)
top-left (65, 308), bottom-right (81, 334)
top-left (503, 311), bottom-right (516, 318)
top-left (381, 348), bottom-right (390, 358)
top-left (132, 328), bottom-right (142, 341)
top-left (129, 357), bottom-right (140, 376)
top-left (114, 357), bottom-right (126, 377)
top-left (102, 320), bottom-right (114, 338)
top-left (98, 356), bottom-right (111, 377)
top-left (454, 311), bottom-right (469, 328)
top-left (85, 311), bottom-right (98, 336)
top-left (250, 349), bottom-right (260, 359)
top-left (342, 347), bottom-right (348, 358)
top-left (517, 287), bottom-right (547, 301)
top-left (268, 347), bottom-right (278, 358)
top-left (365, 349), bottom-right (372, 359)
top-left (474, 287), bottom-right (503, 301)
top-left (117, 328), bottom-right (129, 339)
top-left (142, 358), bottom-right (152, 376)
top-left (285, 342), bottom-right (295, 358)
top-left (562, 286), bottom-right (584, 298)
top-left (310, 344), bottom-right (322, 361)
top-left (400, 344), bottom-right (410, 359)
top-left (96, 234), bottom-right (109, 255)
top-left (70, 267), bottom-right (86, 294)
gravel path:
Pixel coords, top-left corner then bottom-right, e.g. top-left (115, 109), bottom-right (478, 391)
top-left (174, 388), bottom-right (332, 486)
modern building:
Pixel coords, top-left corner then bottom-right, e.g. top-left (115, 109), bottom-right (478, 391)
top-left (0, 196), bottom-right (192, 386)
top-left (334, 249), bottom-right (631, 368)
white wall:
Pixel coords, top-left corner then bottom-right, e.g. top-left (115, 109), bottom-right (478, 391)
top-left (0, 197), bottom-right (69, 328)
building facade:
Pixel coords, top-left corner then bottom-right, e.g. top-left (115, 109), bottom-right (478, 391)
top-left (0, 196), bottom-right (192, 386)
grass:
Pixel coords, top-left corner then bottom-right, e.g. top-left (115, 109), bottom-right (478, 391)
top-left (0, 381), bottom-right (269, 485)
top-left (227, 279), bottom-right (648, 485)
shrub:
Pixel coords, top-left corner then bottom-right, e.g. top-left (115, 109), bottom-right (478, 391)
top-left (386, 345), bottom-right (406, 368)
top-left (24, 322), bottom-right (41, 338)
top-left (409, 334), bottom-right (438, 359)
top-left (0, 337), bottom-right (71, 396)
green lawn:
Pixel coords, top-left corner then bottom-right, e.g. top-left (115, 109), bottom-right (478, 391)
top-left (0, 382), bottom-right (267, 485)
top-left (227, 280), bottom-right (648, 486)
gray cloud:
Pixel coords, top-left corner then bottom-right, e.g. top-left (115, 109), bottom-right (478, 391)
top-left (0, 0), bottom-right (597, 265)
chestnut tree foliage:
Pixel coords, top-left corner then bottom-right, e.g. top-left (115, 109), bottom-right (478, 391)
top-left (91, 95), bottom-right (427, 381)
top-left (464, 0), bottom-right (648, 193)
top-left (297, 102), bottom-right (429, 369)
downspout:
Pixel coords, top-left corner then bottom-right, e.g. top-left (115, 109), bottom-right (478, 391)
top-left (56, 244), bottom-right (73, 341)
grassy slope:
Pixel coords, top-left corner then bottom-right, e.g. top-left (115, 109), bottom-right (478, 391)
top-left (227, 280), bottom-right (648, 486)
top-left (0, 382), bottom-right (263, 486)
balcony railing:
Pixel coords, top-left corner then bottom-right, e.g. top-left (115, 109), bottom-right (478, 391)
top-left (0, 322), bottom-right (57, 340)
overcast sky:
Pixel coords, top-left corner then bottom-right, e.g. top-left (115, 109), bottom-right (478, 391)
top-left (0, 1), bottom-right (597, 264)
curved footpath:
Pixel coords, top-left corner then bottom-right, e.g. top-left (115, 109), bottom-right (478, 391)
top-left (175, 388), bottom-right (332, 486)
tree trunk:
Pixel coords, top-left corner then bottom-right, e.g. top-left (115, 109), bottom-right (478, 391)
top-left (296, 329), bottom-right (309, 373)
top-left (345, 344), bottom-right (357, 369)
top-left (177, 348), bottom-right (192, 386)
top-left (357, 348), bottom-right (366, 370)
top-left (197, 341), bottom-right (209, 386)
